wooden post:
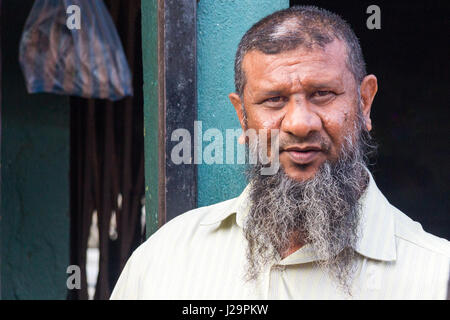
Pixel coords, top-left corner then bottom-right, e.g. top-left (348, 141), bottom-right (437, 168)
top-left (142, 0), bottom-right (197, 238)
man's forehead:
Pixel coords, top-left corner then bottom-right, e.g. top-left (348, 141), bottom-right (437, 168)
top-left (242, 39), bottom-right (350, 89)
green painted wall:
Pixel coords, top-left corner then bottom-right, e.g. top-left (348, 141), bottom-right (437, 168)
top-left (1, 0), bottom-right (70, 299)
top-left (196, 0), bottom-right (289, 206)
top-left (141, 0), bottom-right (159, 238)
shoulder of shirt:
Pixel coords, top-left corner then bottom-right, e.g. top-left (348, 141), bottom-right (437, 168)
top-left (390, 203), bottom-right (450, 258)
top-left (128, 196), bottom-right (239, 260)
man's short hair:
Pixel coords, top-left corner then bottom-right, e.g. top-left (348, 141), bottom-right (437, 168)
top-left (234, 5), bottom-right (367, 97)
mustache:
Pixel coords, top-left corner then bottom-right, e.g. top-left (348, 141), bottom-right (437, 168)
top-left (278, 132), bottom-right (332, 153)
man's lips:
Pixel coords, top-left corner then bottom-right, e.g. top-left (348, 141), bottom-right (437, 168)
top-left (282, 145), bottom-right (322, 165)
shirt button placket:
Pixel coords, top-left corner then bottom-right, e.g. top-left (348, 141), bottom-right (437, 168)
top-left (268, 264), bottom-right (285, 299)
top-left (266, 265), bottom-right (275, 299)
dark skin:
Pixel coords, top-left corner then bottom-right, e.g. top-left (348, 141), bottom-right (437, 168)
top-left (229, 39), bottom-right (378, 257)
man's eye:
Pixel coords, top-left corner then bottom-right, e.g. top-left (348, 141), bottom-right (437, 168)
top-left (263, 96), bottom-right (287, 105)
top-left (310, 91), bottom-right (337, 104)
top-left (314, 91), bottom-right (334, 97)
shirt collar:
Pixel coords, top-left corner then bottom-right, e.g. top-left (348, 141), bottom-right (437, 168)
top-left (354, 171), bottom-right (397, 261)
top-left (199, 171), bottom-right (397, 262)
top-left (198, 184), bottom-right (250, 227)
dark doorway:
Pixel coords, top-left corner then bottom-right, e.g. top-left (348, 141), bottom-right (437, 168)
top-left (69, 0), bottom-right (145, 300)
top-left (289, 0), bottom-right (449, 239)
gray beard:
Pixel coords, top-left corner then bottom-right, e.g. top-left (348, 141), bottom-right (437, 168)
top-left (243, 113), bottom-right (373, 294)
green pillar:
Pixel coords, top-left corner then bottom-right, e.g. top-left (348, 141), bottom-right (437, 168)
top-left (1, 0), bottom-right (70, 299)
top-left (197, 0), bottom-right (289, 206)
top-left (141, 0), bottom-right (160, 238)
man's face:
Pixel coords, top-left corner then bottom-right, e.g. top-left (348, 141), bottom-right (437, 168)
top-left (230, 40), bottom-right (376, 181)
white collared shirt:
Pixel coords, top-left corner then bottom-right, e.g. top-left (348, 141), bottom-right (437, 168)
top-left (111, 173), bottom-right (450, 299)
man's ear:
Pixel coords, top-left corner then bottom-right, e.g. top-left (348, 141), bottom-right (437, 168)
top-left (229, 92), bottom-right (245, 128)
top-left (360, 74), bottom-right (378, 132)
top-left (229, 92), bottom-right (246, 144)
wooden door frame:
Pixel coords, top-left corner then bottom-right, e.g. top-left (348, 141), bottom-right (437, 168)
top-left (142, 0), bottom-right (197, 237)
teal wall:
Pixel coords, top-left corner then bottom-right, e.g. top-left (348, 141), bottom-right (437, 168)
top-left (196, 0), bottom-right (289, 206)
top-left (1, 0), bottom-right (70, 299)
top-left (141, 0), bottom-right (159, 238)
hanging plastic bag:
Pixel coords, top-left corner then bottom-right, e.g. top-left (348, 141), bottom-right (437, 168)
top-left (19, 0), bottom-right (133, 101)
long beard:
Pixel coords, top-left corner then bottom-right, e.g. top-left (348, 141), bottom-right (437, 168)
top-left (243, 112), bottom-right (373, 294)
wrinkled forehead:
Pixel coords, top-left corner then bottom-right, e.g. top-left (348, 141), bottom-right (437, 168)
top-left (242, 39), bottom-right (354, 92)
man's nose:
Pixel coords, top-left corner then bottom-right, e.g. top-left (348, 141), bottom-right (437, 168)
top-left (280, 99), bottom-right (322, 138)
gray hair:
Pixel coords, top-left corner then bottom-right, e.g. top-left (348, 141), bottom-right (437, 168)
top-left (234, 5), bottom-right (367, 97)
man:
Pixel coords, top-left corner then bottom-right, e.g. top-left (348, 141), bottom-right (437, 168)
top-left (111, 6), bottom-right (450, 299)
